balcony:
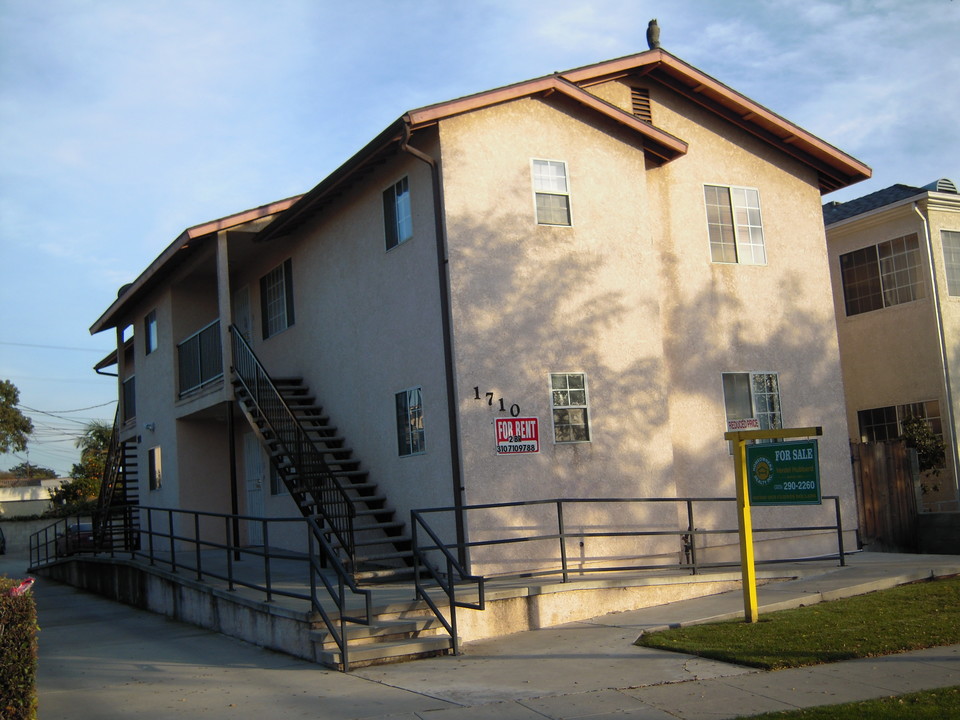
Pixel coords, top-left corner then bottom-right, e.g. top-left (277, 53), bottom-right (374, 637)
top-left (178, 320), bottom-right (223, 397)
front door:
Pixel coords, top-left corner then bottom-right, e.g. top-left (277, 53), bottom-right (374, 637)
top-left (243, 433), bottom-right (265, 545)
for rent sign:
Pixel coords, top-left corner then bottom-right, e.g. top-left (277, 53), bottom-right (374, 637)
top-left (495, 417), bottom-right (539, 454)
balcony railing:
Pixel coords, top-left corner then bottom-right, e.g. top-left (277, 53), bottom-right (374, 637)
top-left (178, 320), bottom-right (223, 396)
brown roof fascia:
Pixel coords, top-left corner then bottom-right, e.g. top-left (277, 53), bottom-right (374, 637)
top-left (89, 195), bottom-right (301, 335)
top-left (257, 78), bottom-right (689, 245)
top-left (255, 119), bottom-right (408, 244)
top-left (564, 49), bottom-right (871, 193)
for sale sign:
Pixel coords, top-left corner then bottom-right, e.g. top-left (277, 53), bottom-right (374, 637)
top-left (745, 439), bottom-right (821, 506)
top-left (495, 417), bottom-right (540, 454)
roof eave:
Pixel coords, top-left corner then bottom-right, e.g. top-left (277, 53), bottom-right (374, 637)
top-left (89, 195), bottom-right (301, 335)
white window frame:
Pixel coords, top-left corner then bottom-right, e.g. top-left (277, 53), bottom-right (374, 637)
top-left (550, 372), bottom-right (590, 443)
top-left (395, 386), bottom-right (425, 457)
top-left (531, 159), bottom-right (572, 226)
top-left (704, 184), bottom-right (766, 265)
top-left (260, 259), bottom-right (294, 339)
top-left (384, 176), bottom-right (413, 251)
top-left (721, 372), bottom-right (782, 431)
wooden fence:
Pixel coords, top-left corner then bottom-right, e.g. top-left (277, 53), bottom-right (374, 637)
top-left (850, 440), bottom-right (918, 552)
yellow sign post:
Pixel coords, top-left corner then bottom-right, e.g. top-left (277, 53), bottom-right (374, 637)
top-left (723, 426), bottom-right (822, 623)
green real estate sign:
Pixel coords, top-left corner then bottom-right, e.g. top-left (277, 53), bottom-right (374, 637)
top-left (745, 439), bottom-right (821, 506)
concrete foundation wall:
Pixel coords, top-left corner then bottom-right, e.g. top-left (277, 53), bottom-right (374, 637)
top-left (35, 557), bottom-right (319, 663)
top-left (918, 513), bottom-right (960, 554)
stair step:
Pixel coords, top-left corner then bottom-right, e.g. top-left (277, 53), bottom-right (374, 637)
top-left (318, 636), bottom-right (454, 669)
top-left (281, 395), bottom-right (316, 405)
top-left (311, 617), bottom-right (444, 646)
top-left (350, 542), bottom-right (414, 559)
top-left (288, 484), bottom-right (379, 498)
top-left (353, 565), bottom-right (418, 583)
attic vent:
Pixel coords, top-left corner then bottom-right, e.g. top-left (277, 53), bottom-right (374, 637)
top-left (631, 87), bottom-right (653, 124)
top-left (923, 177), bottom-right (958, 194)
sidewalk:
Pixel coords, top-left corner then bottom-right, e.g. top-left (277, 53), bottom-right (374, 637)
top-left (3, 550), bottom-right (959, 719)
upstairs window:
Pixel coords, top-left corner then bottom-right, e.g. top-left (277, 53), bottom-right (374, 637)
top-left (704, 185), bottom-right (766, 265)
top-left (840, 233), bottom-right (926, 316)
top-left (260, 259), bottom-right (294, 339)
top-left (144, 310), bottom-right (158, 355)
top-left (383, 177), bottom-right (413, 250)
top-left (551, 373), bottom-right (590, 442)
top-left (395, 387), bottom-right (425, 457)
top-left (942, 230), bottom-right (960, 296)
top-left (532, 159), bottom-right (572, 226)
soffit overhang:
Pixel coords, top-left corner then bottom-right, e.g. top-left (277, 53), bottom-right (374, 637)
top-left (89, 196), bottom-right (301, 336)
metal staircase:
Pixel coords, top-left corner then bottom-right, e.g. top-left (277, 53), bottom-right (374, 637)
top-left (230, 326), bottom-right (415, 582)
top-left (94, 408), bottom-right (140, 551)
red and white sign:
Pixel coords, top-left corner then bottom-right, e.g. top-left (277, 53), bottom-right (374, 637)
top-left (495, 417), bottom-right (540, 454)
top-left (727, 418), bottom-right (761, 431)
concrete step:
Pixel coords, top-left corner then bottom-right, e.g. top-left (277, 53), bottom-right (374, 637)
top-left (311, 617), bottom-right (445, 647)
top-left (317, 635), bottom-right (455, 669)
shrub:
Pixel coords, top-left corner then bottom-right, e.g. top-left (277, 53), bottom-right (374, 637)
top-left (0, 576), bottom-right (38, 720)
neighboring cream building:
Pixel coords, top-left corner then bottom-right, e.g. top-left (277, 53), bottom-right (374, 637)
top-left (90, 48), bottom-right (871, 576)
top-left (0, 478), bottom-right (68, 517)
top-left (824, 179), bottom-right (960, 512)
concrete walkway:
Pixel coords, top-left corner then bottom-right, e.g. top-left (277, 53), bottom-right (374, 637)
top-left (3, 551), bottom-right (959, 719)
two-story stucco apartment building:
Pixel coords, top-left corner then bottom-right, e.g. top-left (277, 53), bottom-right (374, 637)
top-left (90, 47), bottom-right (871, 578)
top-left (824, 179), bottom-right (960, 512)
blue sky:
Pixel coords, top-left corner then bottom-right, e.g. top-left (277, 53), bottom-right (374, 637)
top-left (1, 0), bottom-right (958, 475)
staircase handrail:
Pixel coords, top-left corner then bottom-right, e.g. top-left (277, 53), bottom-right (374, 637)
top-left (411, 509), bottom-right (485, 656)
top-left (303, 514), bottom-right (372, 671)
top-left (93, 406), bottom-right (124, 547)
top-left (229, 325), bottom-right (357, 563)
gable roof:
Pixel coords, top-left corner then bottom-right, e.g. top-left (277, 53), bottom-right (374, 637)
top-left (259, 48), bottom-right (870, 244)
top-left (822, 183), bottom-right (926, 225)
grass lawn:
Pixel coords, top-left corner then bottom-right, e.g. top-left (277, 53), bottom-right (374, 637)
top-left (635, 575), bottom-right (960, 670)
top-left (742, 686), bottom-right (960, 719)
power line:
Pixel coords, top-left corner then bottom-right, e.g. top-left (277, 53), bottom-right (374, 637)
top-left (20, 401), bottom-right (116, 414)
top-left (19, 404), bottom-right (115, 426)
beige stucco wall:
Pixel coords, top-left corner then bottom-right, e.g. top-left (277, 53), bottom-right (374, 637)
top-left (437, 94), bottom-right (680, 573)
top-left (639, 81), bottom-right (857, 550)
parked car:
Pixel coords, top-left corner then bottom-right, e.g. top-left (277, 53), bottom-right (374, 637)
top-left (56, 522), bottom-right (95, 556)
